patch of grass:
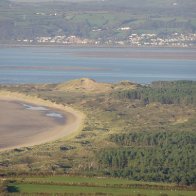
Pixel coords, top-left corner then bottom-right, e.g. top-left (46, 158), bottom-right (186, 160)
top-left (23, 175), bottom-right (174, 186)
top-left (8, 182), bottom-right (196, 196)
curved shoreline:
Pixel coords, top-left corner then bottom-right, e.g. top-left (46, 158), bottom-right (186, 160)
top-left (0, 91), bottom-right (85, 152)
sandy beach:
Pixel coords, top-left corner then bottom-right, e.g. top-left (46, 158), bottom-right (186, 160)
top-left (0, 91), bottom-right (85, 151)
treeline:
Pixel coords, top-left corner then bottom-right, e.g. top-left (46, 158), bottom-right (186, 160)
top-left (97, 131), bottom-right (196, 185)
top-left (110, 131), bottom-right (196, 147)
top-left (115, 81), bottom-right (196, 105)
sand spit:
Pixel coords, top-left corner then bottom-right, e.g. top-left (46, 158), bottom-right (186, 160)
top-left (0, 91), bottom-right (85, 152)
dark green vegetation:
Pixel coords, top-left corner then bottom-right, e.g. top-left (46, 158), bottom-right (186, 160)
top-left (0, 0), bottom-right (196, 43)
top-left (100, 131), bottom-right (196, 184)
top-left (0, 80), bottom-right (196, 195)
top-left (116, 81), bottom-right (196, 105)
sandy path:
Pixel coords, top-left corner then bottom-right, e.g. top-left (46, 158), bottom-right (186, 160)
top-left (0, 91), bottom-right (85, 151)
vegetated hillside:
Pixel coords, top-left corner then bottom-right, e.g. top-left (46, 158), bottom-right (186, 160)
top-left (96, 81), bottom-right (196, 185)
top-left (0, 80), bottom-right (196, 186)
top-left (0, 0), bottom-right (195, 43)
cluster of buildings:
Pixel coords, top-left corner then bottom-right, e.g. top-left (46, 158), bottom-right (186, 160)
top-left (127, 33), bottom-right (196, 47)
top-left (16, 33), bottom-right (196, 48)
top-left (35, 12), bottom-right (58, 16)
top-left (17, 35), bottom-right (97, 45)
top-left (35, 35), bottom-right (96, 45)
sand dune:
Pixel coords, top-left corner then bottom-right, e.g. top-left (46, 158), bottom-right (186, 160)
top-left (0, 91), bottom-right (85, 151)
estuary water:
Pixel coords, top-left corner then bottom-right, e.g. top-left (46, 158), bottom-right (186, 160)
top-left (0, 47), bottom-right (195, 84)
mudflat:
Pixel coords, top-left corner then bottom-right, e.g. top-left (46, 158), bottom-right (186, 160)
top-left (0, 94), bottom-right (84, 151)
top-left (75, 50), bottom-right (196, 60)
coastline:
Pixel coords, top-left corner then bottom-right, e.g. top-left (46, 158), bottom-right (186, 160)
top-left (0, 43), bottom-right (196, 50)
top-left (0, 91), bottom-right (85, 152)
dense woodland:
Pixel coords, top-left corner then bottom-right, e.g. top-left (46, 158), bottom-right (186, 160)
top-left (115, 81), bottom-right (196, 105)
top-left (98, 131), bottom-right (196, 185)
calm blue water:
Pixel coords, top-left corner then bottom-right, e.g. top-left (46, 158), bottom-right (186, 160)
top-left (0, 47), bottom-right (195, 84)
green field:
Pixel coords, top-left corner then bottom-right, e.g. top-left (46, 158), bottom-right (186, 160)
top-left (6, 176), bottom-right (196, 195)
top-left (18, 176), bottom-right (176, 186)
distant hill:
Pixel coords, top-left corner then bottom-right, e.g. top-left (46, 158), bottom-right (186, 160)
top-left (10, 0), bottom-right (96, 2)
top-left (0, 0), bottom-right (195, 43)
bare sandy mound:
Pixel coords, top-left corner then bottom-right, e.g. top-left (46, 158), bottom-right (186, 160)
top-left (56, 78), bottom-right (112, 93)
top-left (0, 91), bottom-right (85, 151)
top-left (55, 78), bottom-right (137, 93)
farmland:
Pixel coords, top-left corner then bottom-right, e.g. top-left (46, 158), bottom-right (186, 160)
top-left (5, 176), bottom-right (196, 195)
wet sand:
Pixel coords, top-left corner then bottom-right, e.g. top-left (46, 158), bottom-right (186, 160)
top-left (0, 91), bottom-right (85, 151)
top-left (75, 50), bottom-right (196, 60)
top-left (0, 65), bottom-right (110, 72)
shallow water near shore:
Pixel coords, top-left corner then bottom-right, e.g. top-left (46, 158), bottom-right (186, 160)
top-left (0, 47), bottom-right (195, 84)
top-left (22, 103), bottom-right (64, 120)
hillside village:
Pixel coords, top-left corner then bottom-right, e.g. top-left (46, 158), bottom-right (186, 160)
top-left (1, 0), bottom-right (196, 48)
